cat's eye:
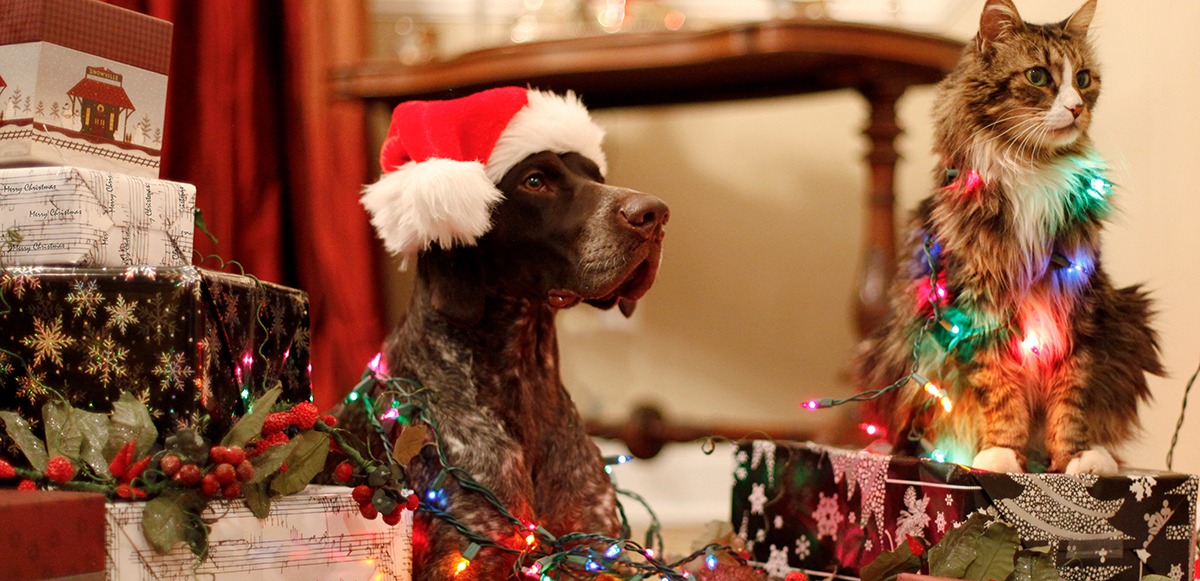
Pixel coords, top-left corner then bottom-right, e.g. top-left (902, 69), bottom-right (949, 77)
top-left (523, 173), bottom-right (546, 190)
top-left (1075, 70), bottom-right (1092, 88)
top-left (1025, 67), bottom-right (1050, 87)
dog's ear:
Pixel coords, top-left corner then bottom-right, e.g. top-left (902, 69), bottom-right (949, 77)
top-left (420, 246), bottom-right (487, 327)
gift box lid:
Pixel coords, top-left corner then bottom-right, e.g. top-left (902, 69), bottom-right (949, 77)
top-left (0, 489), bottom-right (106, 581)
top-left (0, 0), bottom-right (172, 75)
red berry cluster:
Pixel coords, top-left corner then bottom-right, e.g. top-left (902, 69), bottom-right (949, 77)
top-left (45, 457), bottom-right (75, 483)
top-left (333, 462), bottom-right (355, 484)
top-left (350, 483), bottom-right (417, 527)
top-left (2, 440), bottom-right (156, 497)
top-left (254, 401), bottom-right (329, 454)
top-left (0, 455), bottom-right (76, 491)
top-left (161, 445), bottom-right (254, 500)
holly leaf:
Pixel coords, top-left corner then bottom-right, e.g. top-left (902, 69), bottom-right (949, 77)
top-left (243, 482), bottom-right (271, 519)
top-left (962, 519), bottom-right (1019, 581)
top-left (248, 438), bottom-right (299, 484)
top-left (0, 411), bottom-right (48, 471)
top-left (1010, 547), bottom-right (1060, 581)
top-left (42, 403), bottom-right (110, 475)
top-left (930, 512), bottom-right (988, 578)
top-left (110, 393), bottom-right (157, 460)
top-left (392, 423), bottom-right (428, 465)
top-left (73, 408), bottom-right (112, 479)
top-left (221, 385), bottom-right (282, 448)
top-left (142, 490), bottom-right (207, 555)
top-left (43, 400), bottom-right (84, 460)
top-left (269, 430), bottom-right (329, 497)
top-left (861, 538), bottom-right (921, 581)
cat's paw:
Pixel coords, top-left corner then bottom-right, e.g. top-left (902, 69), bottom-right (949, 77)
top-left (972, 447), bottom-right (1023, 473)
top-left (1064, 446), bottom-right (1119, 475)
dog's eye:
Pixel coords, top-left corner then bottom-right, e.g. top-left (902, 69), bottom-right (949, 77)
top-left (523, 174), bottom-right (546, 190)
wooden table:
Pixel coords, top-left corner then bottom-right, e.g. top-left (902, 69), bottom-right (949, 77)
top-left (332, 20), bottom-right (964, 454)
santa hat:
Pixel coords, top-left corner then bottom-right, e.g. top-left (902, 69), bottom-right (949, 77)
top-left (361, 87), bottom-right (607, 257)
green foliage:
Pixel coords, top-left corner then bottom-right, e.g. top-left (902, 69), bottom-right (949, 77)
top-left (73, 409), bottom-right (113, 478)
top-left (42, 401), bottom-right (82, 459)
top-left (249, 439), bottom-right (298, 484)
top-left (42, 401), bottom-right (112, 478)
top-left (0, 411), bottom-right (48, 471)
top-left (221, 384), bottom-right (281, 448)
top-left (243, 482), bottom-right (272, 519)
top-left (109, 393), bottom-right (157, 460)
top-left (1011, 547), bottom-right (1060, 581)
top-left (0, 387), bottom-right (331, 564)
top-left (925, 511), bottom-right (1037, 581)
top-left (963, 520), bottom-right (1018, 581)
top-left (142, 490), bottom-right (208, 556)
top-left (270, 431), bottom-right (329, 496)
top-left (861, 539), bottom-right (921, 581)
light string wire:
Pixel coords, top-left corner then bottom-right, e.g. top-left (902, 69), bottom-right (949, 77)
top-left (346, 369), bottom-right (747, 579)
top-left (1166, 355), bottom-right (1200, 470)
top-left (808, 233), bottom-right (948, 412)
top-left (809, 170), bottom-right (1110, 418)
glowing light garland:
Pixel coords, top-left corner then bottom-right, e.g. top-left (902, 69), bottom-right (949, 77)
top-left (342, 368), bottom-right (746, 579)
top-left (806, 164), bottom-right (1116, 456)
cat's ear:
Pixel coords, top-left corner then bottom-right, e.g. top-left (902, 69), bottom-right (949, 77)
top-left (1064, 0), bottom-right (1097, 35)
top-left (977, 0), bottom-right (1024, 52)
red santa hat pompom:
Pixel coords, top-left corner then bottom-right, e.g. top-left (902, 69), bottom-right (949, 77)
top-left (361, 87), bottom-right (607, 257)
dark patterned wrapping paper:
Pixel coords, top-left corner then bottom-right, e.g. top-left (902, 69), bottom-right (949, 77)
top-left (0, 266), bottom-right (310, 442)
top-left (731, 441), bottom-right (1198, 581)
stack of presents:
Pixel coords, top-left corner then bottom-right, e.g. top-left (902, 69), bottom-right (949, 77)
top-left (0, 0), bottom-right (410, 579)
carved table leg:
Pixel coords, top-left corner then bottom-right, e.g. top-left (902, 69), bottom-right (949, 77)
top-left (854, 82), bottom-right (906, 338)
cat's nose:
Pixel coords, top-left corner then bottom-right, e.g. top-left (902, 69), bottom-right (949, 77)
top-left (1069, 104), bottom-right (1085, 118)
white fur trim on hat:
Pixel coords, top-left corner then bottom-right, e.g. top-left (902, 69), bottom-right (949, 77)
top-left (484, 90), bottom-right (608, 183)
top-left (361, 158), bottom-right (503, 256)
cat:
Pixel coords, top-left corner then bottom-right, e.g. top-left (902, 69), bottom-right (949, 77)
top-left (850, 0), bottom-right (1162, 475)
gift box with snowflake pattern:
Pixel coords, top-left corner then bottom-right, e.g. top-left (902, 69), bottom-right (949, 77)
top-left (0, 266), bottom-right (310, 443)
top-left (731, 441), bottom-right (1198, 581)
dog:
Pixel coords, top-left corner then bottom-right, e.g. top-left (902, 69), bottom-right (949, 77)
top-left (344, 88), bottom-right (668, 580)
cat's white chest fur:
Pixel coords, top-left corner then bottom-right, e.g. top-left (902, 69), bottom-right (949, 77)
top-left (975, 150), bottom-right (1107, 252)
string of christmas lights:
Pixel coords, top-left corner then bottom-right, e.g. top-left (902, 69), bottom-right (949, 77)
top-left (804, 162), bottom-right (1116, 451)
top-left (342, 368), bottom-right (747, 579)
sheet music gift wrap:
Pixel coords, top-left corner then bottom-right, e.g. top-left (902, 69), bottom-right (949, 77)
top-left (105, 485), bottom-right (413, 580)
top-left (0, 166), bottom-right (195, 267)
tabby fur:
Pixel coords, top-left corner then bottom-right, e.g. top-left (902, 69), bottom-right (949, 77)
top-left (851, 0), bottom-right (1162, 474)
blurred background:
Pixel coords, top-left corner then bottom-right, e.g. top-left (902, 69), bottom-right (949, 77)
top-left (123, 0), bottom-right (1200, 550)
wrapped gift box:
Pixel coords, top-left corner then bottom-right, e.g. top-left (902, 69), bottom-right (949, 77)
top-left (0, 489), bottom-right (106, 581)
top-left (0, 166), bottom-right (195, 267)
top-left (0, 266), bottom-right (310, 440)
top-left (107, 485), bottom-right (412, 580)
top-left (731, 441), bottom-right (1198, 581)
top-left (0, 0), bottom-right (172, 178)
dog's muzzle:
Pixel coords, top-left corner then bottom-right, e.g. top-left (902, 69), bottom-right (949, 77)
top-left (550, 192), bottom-right (668, 314)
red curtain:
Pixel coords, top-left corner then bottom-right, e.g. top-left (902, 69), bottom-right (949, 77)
top-left (112, 0), bottom-right (387, 409)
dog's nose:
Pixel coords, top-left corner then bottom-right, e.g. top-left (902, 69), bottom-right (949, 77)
top-left (619, 192), bottom-right (669, 236)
